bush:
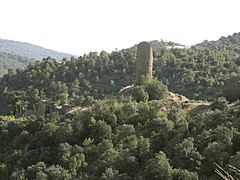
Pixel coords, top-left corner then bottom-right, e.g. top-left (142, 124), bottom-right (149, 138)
top-left (132, 86), bottom-right (149, 102)
top-left (144, 78), bottom-right (168, 100)
top-left (211, 97), bottom-right (228, 110)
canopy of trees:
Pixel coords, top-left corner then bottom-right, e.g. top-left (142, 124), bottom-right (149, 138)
top-left (0, 97), bottom-right (240, 179)
top-left (0, 52), bottom-right (36, 77)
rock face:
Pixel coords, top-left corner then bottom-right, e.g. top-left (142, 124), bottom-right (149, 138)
top-left (136, 42), bottom-right (153, 79)
top-left (222, 76), bottom-right (240, 102)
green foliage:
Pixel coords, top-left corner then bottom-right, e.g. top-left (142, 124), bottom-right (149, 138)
top-left (1, 32), bottom-right (240, 179)
top-left (10, 169), bottom-right (25, 180)
top-left (45, 81), bottom-right (69, 104)
top-left (143, 151), bottom-right (173, 180)
top-left (25, 162), bottom-right (72, 180)
top-left (123, 86), bottom-right (149, 102)
top-left (0, 52), bottom-right (35, 77)
top-left (0, 115), bottom-right (26, 121)
top-left (123, 77), bottom-right (167, 102)
top-left (0, 96), bottom-right (239, 179)
top-left (1, 33), bottom-right (240, 115)
top-left (144, 78), bottom-right (168, 100)
top-left (0, 163), bottom-right (9, 180)
top-left (100, 167), bottom-right (131, 180)
top-left (211, 97), bottom-right (228, 110)
top-left (172, 169), bottom-right (198, 180)
top-left (171, 138), bottom-right (203, 171)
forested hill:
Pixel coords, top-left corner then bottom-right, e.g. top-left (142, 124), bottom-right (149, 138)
top-left (195, 32), bottom-right (240, 55)
top-left (1, 33), bottom-right (240, 179)
top-left (0, 33), bottom-right (240, 115)
top-left (0, 38), bottom-right (73, 59)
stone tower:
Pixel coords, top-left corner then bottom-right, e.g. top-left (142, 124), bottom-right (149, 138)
top-left (136, 42), bottom-right (153, 79)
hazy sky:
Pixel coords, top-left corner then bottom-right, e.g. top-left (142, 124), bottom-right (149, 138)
top-left (1, 0), bottom-right (239, 55)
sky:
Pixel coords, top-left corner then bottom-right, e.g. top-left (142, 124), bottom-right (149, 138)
top-left (0, 0), bottom-right (240, 55)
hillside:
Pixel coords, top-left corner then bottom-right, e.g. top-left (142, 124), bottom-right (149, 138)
top-left (1, 33), bottom-right (240, 179)
top-left (1, 33), bottom-right (240, 114)
top-left (0, 89), bottom-right (239, 179)
top-left (195, 32), bottom-right (240, 55)
top-left (154, 33), bottom-right (240, 100)
top-left (0, 51), bottom-right (35, 77)
top-left (0, 38), bottom-right (73, 60)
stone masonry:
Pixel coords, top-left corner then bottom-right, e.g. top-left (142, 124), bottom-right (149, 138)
top-left (136, 42), bottom-right (153, 79)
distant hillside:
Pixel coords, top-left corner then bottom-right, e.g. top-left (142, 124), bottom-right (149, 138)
top-left (0, 38), bottom-right (73, 60)
top-left (195, 32), bottom-right (240, 55)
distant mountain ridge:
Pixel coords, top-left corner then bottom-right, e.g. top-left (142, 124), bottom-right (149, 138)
top-left (0, 38), bottom-right (74, 60)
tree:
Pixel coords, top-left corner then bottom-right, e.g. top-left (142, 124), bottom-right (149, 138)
top-left (29, 123), bottom-right (58, 148)
top-left (0, 163), bottom-right (9, 180)
top-left (211, 97), bottom-right (228, 110)
top-left (45, 81), bottom-right (69, 104)
top-left (10, 169), bottom-right (25, 180)
top-left (132, 86), bottom-right (149, 102)
top-left (143, 151), bottom-right (173, 180)
top-left (172, 169), bottom-right (198, 180)
top-left (171, 138), bottom-right (203, 171)
top-left (229, 151), bottom-right (240, 168)
top-left (114, 124), bottom-right (136, 143)
top-left (70, 78), bottom-right (80, 96)
top-left (13, 130), bottom-right (31, 150)
top-left (90, 120), bottom-right (112, 144)
top-left (144, 78), bottom-right (168, 100)
top-left (114, 149), bottom-right (139, 177)
top-left (54, 121), bottom-right (73, 144)
top-left (45, 165), bottom-right (72, 180)
top-left (100, 167), bottom-right (131, 180)
top-left (25, 162), bottom-right (47, 180)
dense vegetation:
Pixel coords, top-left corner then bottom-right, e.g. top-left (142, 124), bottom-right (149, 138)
top-left (195, 32), bottom-right (240, 55)
top-left (1, 33), bottom-right (240, 179)
top-left (0, 38), bottom-right (73, 59)
top-left (1, 33), bottom-right (240, 114)
top-left (0, 52), bottom-right (35, 77)
top-left (1, 97), bottom-right (240, 179)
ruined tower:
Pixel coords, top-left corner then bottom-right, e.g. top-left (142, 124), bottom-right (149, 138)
top-left (136, 42), bottom-right (153, 79)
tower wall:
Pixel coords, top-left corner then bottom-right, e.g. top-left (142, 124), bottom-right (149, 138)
top-left (136, 42), bottom-right (153, 79)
